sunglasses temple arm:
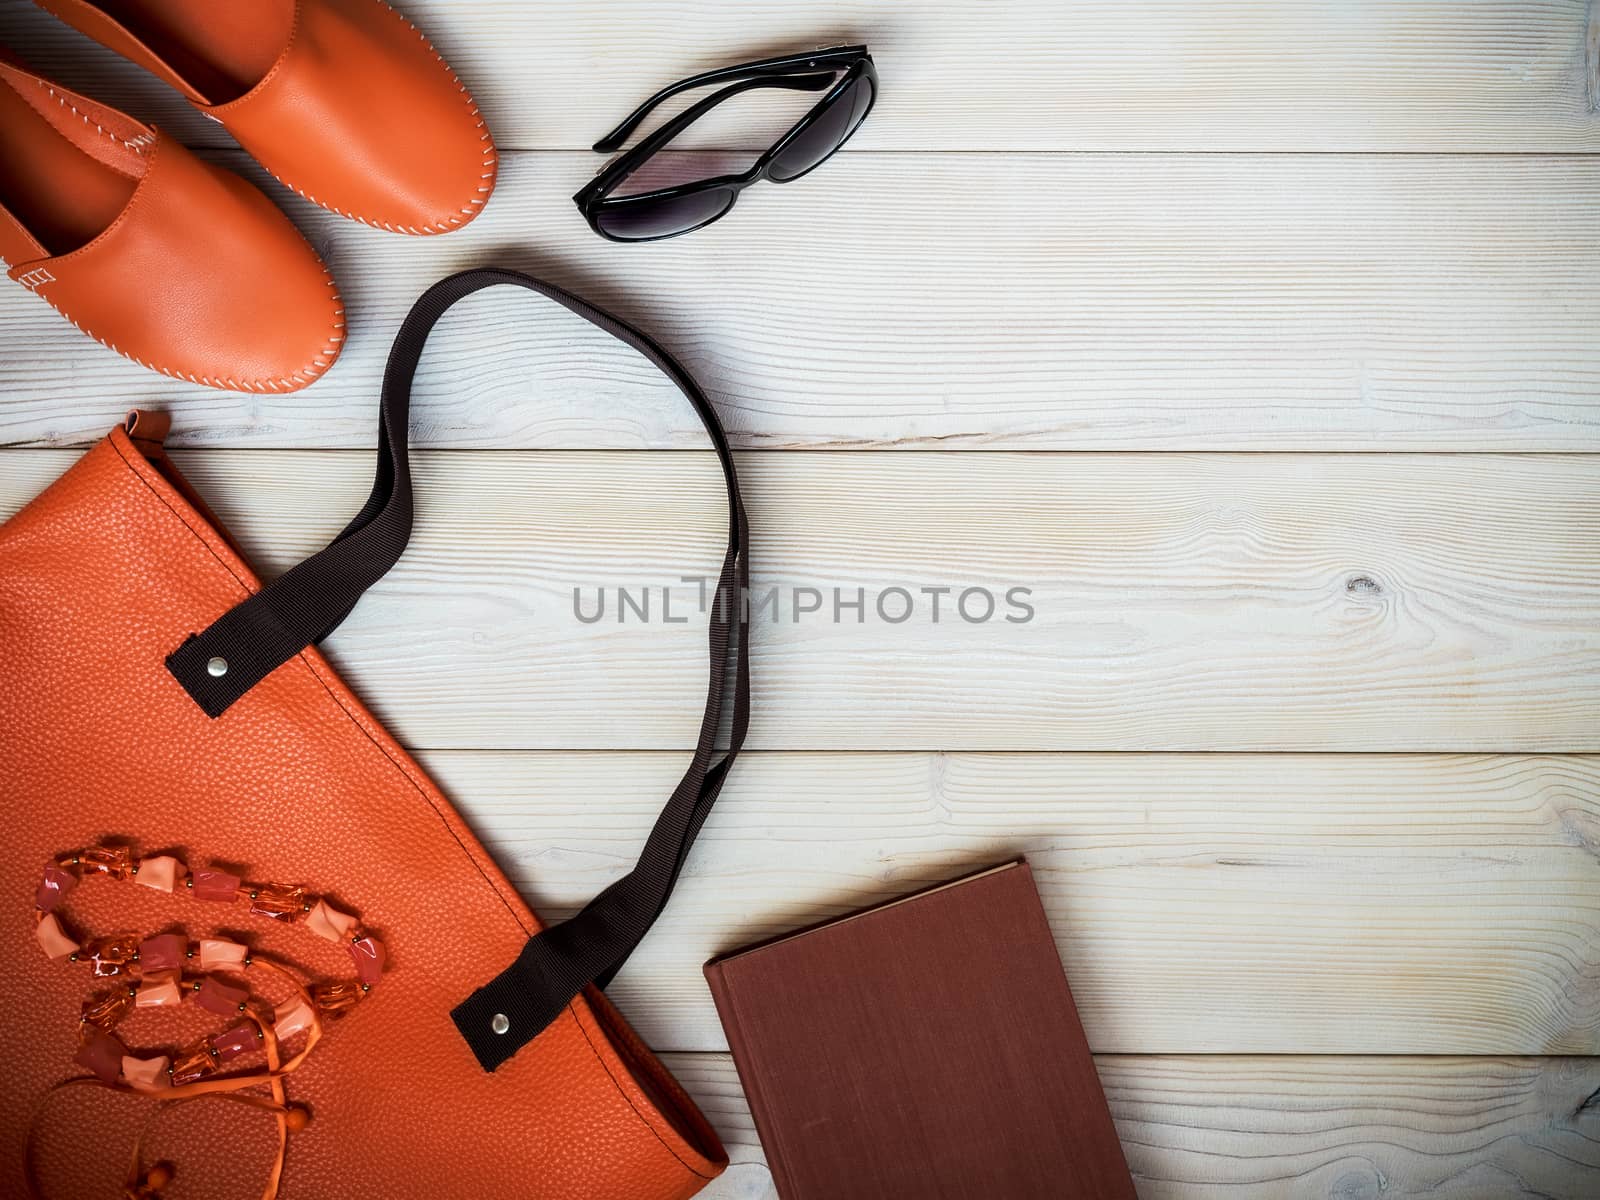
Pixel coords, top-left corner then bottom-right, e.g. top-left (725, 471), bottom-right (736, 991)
top-left (583, 75), bottom-right (839, 201)
top-left (592, 46), bottom-right (867, 152)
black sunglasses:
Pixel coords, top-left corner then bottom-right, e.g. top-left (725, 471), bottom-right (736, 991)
top-left (574, 46), bottom-right (878, 242)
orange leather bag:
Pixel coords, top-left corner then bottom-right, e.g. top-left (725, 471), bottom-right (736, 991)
top-left (0, 270), bottom-right (750, 1199)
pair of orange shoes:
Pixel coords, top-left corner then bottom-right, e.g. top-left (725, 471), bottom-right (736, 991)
top-left (0, 0), bottom-right (496, 392)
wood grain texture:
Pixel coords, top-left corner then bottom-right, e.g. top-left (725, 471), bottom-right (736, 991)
top-left (2, 0), bottom-right (1598, 153)
top-left (408, 750), bottom-right (1600, 1055)
top-left (4, 152), bottom-right (1599, 451)
top-left (5, 447), bottom-right (1597, 751)
top-left (666, 1053), bottom-right (1600, 1199)
top-left (2, 0), bottom-right (1596, 1188)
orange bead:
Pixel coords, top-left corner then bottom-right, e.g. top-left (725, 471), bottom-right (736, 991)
top-left (305, 898), bottom-right (358, 943)
top-left (248, 882), bottom-right (307, 922)
top-left (86, 934), bottom-right (140, 977)
top-left (35, 865), bottom-right (77, 912)
top-left (74, 845), bottom-right (134, 879)
top-left (143, 1163), bottom-right (174, 1189)
top-left (190, 868), bottom-right (241, 904)
top-left (311, 979), bottom-right (362, 1014)
top-left (121, 1055), bottom-right (171, 1091)
top-left (137, 976), bottom-right (183, 1008)
top-left (82, 987), bottom-right (135, 1030)
top-left (34, 912), bottom-right (78, 961)
top-left (346, 935), bottom-right (386, 987)
top-left (194, 976), bottom-right (249, 1017)
top-left (170, 1041), bottom-right (216, 1086)
top-left (283, 1105), bottom-right (311, 1132)
top-left (74, 1026), bottom-right (125, 1084)
top-left (273, 997), bottom-right (315, 1042)
top-left (198, 938), bottom-right (248, 971)
top-left (211, 1022), bottom-right (258, 1064)
top-left (133, 854), bottom-right (184, 892)
top-left (137, 933), bottom-right (186, 974)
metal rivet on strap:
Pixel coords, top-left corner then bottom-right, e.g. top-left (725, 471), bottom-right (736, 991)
top-left (490, 1013), bottom-right (510, 1036)
top-left (206, 657), bottom-right (229, 678)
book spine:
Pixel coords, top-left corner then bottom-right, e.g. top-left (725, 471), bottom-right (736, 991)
top-left (704, 961), bottom-right (803, 1199)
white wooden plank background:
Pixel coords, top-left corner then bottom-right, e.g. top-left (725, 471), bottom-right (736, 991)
top-left (1, 0), bottom-right (1597, 1195)
top-left (5, 449), bottom-right (1596, 751)
top-left (4, 152), bottom-right (1600, 450)
top-left (2, 1), bottom-right (1598, 152)
top-left (410, 750), bottom-right (1600, 1055)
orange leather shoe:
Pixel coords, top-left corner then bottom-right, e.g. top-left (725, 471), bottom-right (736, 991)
top-left (0, 53), bottom-right (343, 392)
top-left (35, 0), bottom-right (498, 235)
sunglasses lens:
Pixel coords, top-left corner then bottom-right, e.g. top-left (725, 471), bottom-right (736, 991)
top-left (595, 186), bottom-right (736, 241)
top-left (768, 75), bottom-right (874, 183)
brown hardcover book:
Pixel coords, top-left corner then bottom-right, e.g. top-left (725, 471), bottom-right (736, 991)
top-left (703, 859), bottom-right (1136, 1199)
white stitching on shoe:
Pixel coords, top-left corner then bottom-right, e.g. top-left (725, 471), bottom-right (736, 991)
top-left (16, 268), bottom-right (55, 289)
top-left (37, 82), bottom-right (153, 153)
top-left (15, 265), bottom-right (346, 392)
top-left (241, 2), bottom-right (496, 236)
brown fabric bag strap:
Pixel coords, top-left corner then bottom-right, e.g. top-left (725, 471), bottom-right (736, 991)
top-left (166, 268), bottom-right (751, 1071)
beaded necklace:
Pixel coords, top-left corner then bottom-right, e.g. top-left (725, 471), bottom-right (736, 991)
top-left (29, 843), bottom-right (388, 1198)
